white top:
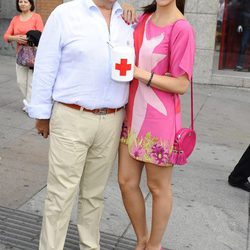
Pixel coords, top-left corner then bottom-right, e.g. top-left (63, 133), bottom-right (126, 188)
top-left (28, 0), bottom-right (134, 119)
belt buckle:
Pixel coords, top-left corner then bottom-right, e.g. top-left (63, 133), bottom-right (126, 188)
top-left (96, 108), bottom-right (108, 115)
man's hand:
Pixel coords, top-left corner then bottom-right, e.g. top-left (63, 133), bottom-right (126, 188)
top-left (36, 119), bottom-right (50, 139)
top-left (237, 25), bottom-right (243, 33)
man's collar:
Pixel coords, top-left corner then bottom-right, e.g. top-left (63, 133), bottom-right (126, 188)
top-left (84, 0), bottom-right (97, 9)
top-left (83, 0), bottom-right (122, 15)
top-left (112, 1), bottom-right (123, 15)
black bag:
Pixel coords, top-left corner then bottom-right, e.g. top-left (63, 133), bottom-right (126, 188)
top-left (26, 30), bottom-right (42, 47)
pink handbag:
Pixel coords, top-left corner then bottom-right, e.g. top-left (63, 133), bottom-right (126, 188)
top-left (170, 79), bottom-right (196, 165)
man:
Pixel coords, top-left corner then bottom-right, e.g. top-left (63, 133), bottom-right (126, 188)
top-left (234, 0), bottom-right (250, 71)
top-left (28, 0), bottom-right (133, 249)
top-left (228, 145), bottom-right (250, 192)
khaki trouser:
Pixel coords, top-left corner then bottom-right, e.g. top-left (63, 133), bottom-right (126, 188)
top-left (16, 63), bottom-right (33, 103)
top-left (39, 102), bottom-right (125, 250)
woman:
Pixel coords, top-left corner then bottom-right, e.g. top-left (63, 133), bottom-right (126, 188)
top-left (119, 1), bottom-right (195, 250)
top-left (4, 0), bottom-right (43, 112)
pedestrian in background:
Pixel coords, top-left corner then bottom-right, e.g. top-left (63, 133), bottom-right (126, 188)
top-left (234, 0), bottom-right (250, 71)
top-left (119, 0), bottom-right (195, 249)
top-left (228, 145), bottom-right (250, 192)
top-left (3, 0), bottom-right (43, 113)
top-left (27, 0), bottom-right (133, 249)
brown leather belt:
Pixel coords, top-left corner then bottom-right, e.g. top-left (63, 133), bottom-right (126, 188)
top-left (60, 102), bottom-right (123, 115)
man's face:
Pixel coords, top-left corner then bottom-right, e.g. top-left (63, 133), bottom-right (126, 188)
top-left (103, 0), bottom-right (116, 4)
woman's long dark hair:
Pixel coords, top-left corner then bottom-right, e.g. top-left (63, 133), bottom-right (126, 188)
top-left (143, 0), bottom-right (185, 15)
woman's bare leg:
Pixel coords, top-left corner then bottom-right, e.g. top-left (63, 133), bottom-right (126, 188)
top-left (118, 143), bottom-right (148, 250)
top-left (145, 163), bottom-right (173, 250)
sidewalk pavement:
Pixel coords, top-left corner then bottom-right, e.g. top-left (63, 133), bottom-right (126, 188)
top-left (0, 54), bottom-right (249, 250)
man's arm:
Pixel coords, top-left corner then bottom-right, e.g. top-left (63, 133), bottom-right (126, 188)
top-left (28, 8), bottom-right (62, 138)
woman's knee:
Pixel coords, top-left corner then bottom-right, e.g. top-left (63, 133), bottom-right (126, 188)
top-left (118, 175), bottom-right (140, 193)
top-left (147, 181), bottom-right (172, 199)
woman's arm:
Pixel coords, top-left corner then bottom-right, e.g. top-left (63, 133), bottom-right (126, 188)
top-left (136, 23), bottom-right (195, 95)
top-left (3, 17), bottom-right (27, 44)
top-left (6, 35), bottom-right (27, 44)
top-left (134, 66), bottom-right (189, 95)
top-left (3, 18), bottom-right (14, 42)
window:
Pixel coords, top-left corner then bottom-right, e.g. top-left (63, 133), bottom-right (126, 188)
top-left (215, 0), bottom-right (250, 73)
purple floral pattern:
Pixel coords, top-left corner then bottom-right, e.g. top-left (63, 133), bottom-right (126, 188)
top-left (120, 126), bottom-right (173, 167)
top-left (150, 143), bottom-right (169, 165)
top-left (120, 122), bottom-right (128, 143)
top-left (131, 144), bottom-right (146, 159)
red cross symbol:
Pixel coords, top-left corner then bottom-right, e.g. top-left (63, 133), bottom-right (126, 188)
top-left (115, 58), bottom-right (132, 76)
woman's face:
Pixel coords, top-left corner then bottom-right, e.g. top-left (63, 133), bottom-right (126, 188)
top-left (156, 0), bottom-right (175, 7)
top-left (18, 0), bottom-right (32, 12)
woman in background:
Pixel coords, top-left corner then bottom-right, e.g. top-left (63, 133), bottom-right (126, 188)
top-left (4, 0), bottom-right (43, 112)
top-left (119, 1), bottom-right (195, 249)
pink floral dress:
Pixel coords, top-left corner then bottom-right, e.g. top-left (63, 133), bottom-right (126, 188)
top-left (121, 15), bottom-right (195, 167)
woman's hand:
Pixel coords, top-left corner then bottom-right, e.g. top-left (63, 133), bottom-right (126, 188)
top-left (15, 35), bottom-right (27, 44)
top-left (133, 65), bottom-right (140, 79)
top-left (122, 3), bottom-right (137, 25)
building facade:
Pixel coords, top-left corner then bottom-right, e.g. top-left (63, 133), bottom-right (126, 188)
top-left (0, 0), bottom-right (249, 87)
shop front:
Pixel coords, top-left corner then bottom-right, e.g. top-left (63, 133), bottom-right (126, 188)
top-left (217, 0), bottom-right (250, 72)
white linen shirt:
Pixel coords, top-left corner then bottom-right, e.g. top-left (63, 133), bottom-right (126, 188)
top-left (28, 0), bottom-right (134, 119)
